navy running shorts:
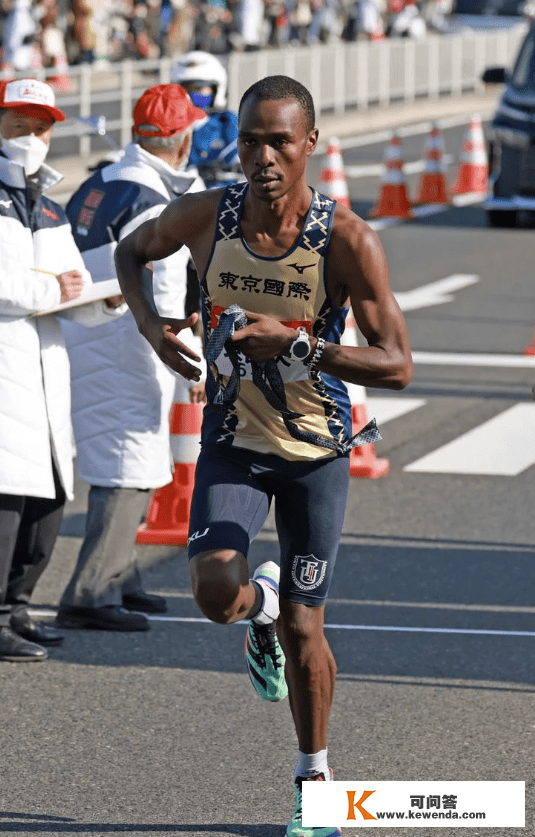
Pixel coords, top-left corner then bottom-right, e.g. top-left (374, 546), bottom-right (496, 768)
top-left (187, 443), bottom-right (349, 606)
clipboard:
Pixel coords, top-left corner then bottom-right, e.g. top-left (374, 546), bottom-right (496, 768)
top-left (32, 278), bottom-right (122, 316)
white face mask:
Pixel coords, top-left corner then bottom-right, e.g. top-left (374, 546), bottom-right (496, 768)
top-left (0, 133), bottom-right (49, 175)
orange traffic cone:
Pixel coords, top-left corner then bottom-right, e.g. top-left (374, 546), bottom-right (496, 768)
top-left (341, 313), bottom-right (389, 479)
top-left (317, 137), bottom-right (351, 208)
top-left (369, 132), bottom-right (413, 219)
top-left (136, 386), bottom-right (202, 546)
top-left (450, 115), bottom-right (488, 195)
top-left (524, 328), bottom-right (535, 356)
top-left (413, 123), bottom-right (450, 206)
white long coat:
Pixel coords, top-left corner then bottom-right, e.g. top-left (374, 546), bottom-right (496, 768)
top-left (62, 144), bottom-right (205, 489)
top-left (0, 157), bottom-right (122, 500)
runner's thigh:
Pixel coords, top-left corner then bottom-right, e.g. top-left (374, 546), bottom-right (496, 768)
top-left (274, 455), bottom-right (349, 606)
top-left (188, 446), bottom-right (271, 559)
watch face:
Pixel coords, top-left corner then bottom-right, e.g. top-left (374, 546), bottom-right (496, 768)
top-left (292, 338), bottom-right (310, 359)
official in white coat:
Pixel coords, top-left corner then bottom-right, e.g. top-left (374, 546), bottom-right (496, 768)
top-left (56, 84), bottom-right (206, 632)
top-left (0, 78), bottom-right (126, 661)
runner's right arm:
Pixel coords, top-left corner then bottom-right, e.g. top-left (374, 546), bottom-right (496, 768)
top-left (114, 190), bottom-right (219, 379)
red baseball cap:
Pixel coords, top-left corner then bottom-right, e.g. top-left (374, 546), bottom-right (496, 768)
top-left (0, 78), bottom-right (65, 122)
top-left (133, 84), bottom-right (206, 138)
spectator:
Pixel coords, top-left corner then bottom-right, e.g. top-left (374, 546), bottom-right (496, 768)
top-left (192, 0), bottom-right (235, 54)
top-left (386, 0), bottom-right (426, 36)
top-left (170, 50), bottom-right (240, 184)
top-left (235, 0), bottom-right (264, 50)
top-left (37, 0), bottom-right (73, 91)
top-left (1, 0), bottom-right (39, 73)
top-left (68, 0), bottom-right (96, 63)
top-left (350, 0), bottom-right (385, 38)
top-left (264, 0), bottom-right (290, 47)
top-left (309, 0), bottom-right (341, 42)
top-left (55, 84), bottom-right (206, 633)
top-left (0, 77), bottom-right (124, 661)
top-left (288, 0), bottom-right (313, 44)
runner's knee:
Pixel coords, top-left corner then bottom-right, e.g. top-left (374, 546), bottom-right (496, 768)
top-left (190, 549), bottom-right (251, 624)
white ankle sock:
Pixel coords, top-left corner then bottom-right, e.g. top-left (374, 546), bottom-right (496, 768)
top-left (251, 579), bottom-right (279, 625)
top-left (295, 749), bottom-right (330, 780)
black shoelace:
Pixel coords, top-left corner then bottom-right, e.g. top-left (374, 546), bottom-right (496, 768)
top-left (250, 622), bottom-right (284, 669)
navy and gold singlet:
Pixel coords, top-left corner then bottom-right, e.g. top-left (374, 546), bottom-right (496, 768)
top-left (200, 182), bottom-right (352, 461)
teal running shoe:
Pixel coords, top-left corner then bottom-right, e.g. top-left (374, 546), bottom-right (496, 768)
top-left (245, 561), bottom-right (288, 702)
top-left (287, 771), bottom-right (342, 837)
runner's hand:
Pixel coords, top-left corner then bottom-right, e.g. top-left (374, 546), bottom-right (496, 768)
top-left (142, 312), bottom-right (202, 381)
top-left (228, 310), bottom-right (295, 361)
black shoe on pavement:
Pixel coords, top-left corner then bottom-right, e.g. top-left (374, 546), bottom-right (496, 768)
top-left (56, 605), bottom-right (149, 631)
top-left (0, 627), bottom-right (48, 661)
top-left (10, 609), bottom-right (64, 646)
top-left (122, 591), bottom-right (167, 614)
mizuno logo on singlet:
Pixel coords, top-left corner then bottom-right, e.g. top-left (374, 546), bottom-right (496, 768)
top-left (287, 262), bottom-right (315, 274)
top-left (0, 199), bottom-right (12, 209)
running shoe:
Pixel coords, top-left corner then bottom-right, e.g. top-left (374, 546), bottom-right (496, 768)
top-left (287, 771), bottom-right (342, 837)
top-left (245, 561), bottom-right (288, 702)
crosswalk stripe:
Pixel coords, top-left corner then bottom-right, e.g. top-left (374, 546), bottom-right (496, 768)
top-left (367, 396), bottom-right (426, 424)
top-left (404, 403), bottom-right (535, 476)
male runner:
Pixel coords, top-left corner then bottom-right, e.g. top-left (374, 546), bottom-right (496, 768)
top-left (115, 75), bottom-right (412, 836)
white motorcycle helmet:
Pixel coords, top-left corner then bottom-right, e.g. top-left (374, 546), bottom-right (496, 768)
top-left (170, 51), bottom-right (228, 111)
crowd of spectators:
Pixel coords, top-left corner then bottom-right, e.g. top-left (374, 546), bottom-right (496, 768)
top-left (0, 0), bottom-right (454, 84)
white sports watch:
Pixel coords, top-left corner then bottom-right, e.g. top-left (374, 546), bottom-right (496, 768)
top-left (288, 327), bottom-right (311, 362)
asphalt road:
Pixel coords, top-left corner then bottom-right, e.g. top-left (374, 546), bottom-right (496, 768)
top-left (1, 115), bottom-right (534, 837)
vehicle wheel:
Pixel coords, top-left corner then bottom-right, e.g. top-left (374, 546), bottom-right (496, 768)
top-left (486, 209), bottom-right (518, 228)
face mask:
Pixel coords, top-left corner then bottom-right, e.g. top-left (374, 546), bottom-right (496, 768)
top-left (0, 133), bottom-right (49, 175)
top-left (189, 91), bottom-right (214, 110)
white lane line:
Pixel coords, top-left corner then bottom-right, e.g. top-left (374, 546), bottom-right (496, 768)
top-left (31, 610), bottom-right (535, 638)
top-left (405, 403), bottom-right (535, 476)
top-left (324, 624), bottom-right (535, 637)
top-left (412, 351), bottom-right (535, 368)
top-left (367, 396), bottom-right (426, 424)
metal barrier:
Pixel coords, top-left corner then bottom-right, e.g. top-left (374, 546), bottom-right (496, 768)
top-left (41, 23), bottom-right (527, 159)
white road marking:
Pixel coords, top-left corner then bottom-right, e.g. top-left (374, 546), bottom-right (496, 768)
top-left (367, 396), bottom-right (426, 424)
top-left (405, 403), bottom-right (535, 476)
top-left (394, 274), bottom-right (479, 312)
top-left (412, 351), bottom-right (535, 368)
top-left (324, 624), bottom-right (535, 637)
top-left (345, 154), bottom-right (454, 179)
top-left (30, 610), bottom-right (535, 638)
top-left (318, 112), bottom-right (494, 154)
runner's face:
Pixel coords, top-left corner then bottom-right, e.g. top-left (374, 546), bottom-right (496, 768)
top-left (238, 96), bottom-right (317, 200)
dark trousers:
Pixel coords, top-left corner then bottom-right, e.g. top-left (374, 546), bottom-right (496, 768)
top-left (0, 462), bottom-right (66, 626)
top-left (58, 486), bottom-right (150, 609)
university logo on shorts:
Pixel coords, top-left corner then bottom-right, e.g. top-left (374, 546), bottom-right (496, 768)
top-left (292, 554), bottom-right (327, 592)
